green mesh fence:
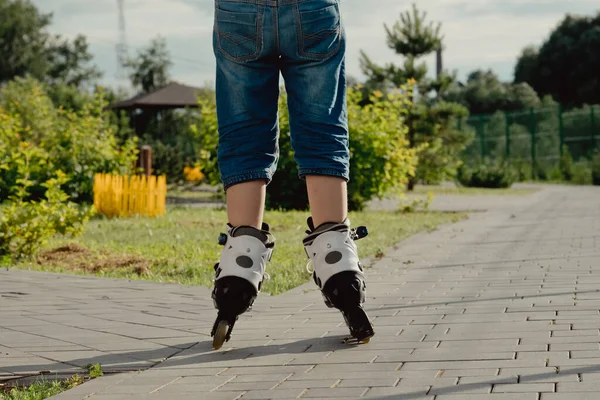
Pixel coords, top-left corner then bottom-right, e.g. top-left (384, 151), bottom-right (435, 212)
top-left (459, 104), bottom-right (600, 179)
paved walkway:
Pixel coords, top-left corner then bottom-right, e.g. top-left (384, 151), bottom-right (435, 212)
top-left (1, 185), bottom-right (600, 399)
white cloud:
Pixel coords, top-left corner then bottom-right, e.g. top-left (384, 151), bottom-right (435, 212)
top-left (31, 0), bottom-right (599, 90)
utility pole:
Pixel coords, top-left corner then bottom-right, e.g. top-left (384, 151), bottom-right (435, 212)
top-left (116, 0), bottom-right (128, 79)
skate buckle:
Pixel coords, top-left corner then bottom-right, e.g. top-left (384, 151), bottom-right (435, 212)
top-left (305, 259), bottom-right (314, 274)
top-left (351, 226), bottom-right (369, 241)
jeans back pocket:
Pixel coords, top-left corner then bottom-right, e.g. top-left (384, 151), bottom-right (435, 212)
top-left (215, 2), bottom-right (262, 62)
top-left (297, 3), bottom-right (342, 60)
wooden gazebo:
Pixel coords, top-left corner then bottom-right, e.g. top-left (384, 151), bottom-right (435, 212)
top-left (107, 82), bottom-right (208, 175)
top-left (108, 82), bottom-right (204, 111)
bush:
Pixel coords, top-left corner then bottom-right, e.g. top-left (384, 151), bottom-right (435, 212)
top-left (190, 99), bottom-right (221, 187)
top-left (412, 101), bottom-right (474, 185)
top-left (592, 152), bottom-right (600, 185)
top-left (0, 76), bottom-right (138, 202)
top-left (0, 170), bottom-right (93, 261)
top-left (458, 161), bottom-right (517, 188)
top-left (142, 137), bottom-right (187, 183)
top-left (559, 146), bottom-right (575, 181)
top-left (571, 161), bottom-right (593, 185)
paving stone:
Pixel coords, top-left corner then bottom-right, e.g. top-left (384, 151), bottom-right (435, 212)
top-left (493, 382), bottom-right (554, 392)
top-left (336, 378), bottom-right (399, 387)
top-left (276, 379), bottom-right (337, 389)
top-left (550, 343), bottom-right (599, 351)
top-left (301, 387), bottom-right (367, 397)
top-left (516, 351), bottom-right (569, 362)
top-left (557, 382), bottom-right (600, 392)
top-left (232, 389), bottom-right (306, 399)
top-left (435, 368), bottom-right (499, 377)
top-left (499, 367), bottom-right (579, 383)
top-left (542, 395), bottom-right (600, 400)
top-left (362, 386), bottom-right (434, 398)
top-left (435, 395), bottom-right (538, 400)
top-left (459, 376), bottom-right (518, 385)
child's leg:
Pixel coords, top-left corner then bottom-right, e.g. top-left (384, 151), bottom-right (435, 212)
top-left (306, 176), bottom-right (348, 227)
top-left (278, 0), bottom-right (374, 342)
top-left (226, 180), bottom-right (266, 229)
top-left (211, 0), bottom-right (280, 348)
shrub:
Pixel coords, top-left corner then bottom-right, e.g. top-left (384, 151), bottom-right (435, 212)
top-left (458, 161), bottom-right (517, 188)
top-left (559, 146), bottom-right (575, 181)
top-left (571, 161), bottom-right (593, 185)
top-left (190, 99), bottom-right (221, 186)
top-left (0, 76), bottom-right (138, 202)
top-left (411, 101), bottom-right (473, 185)
top-left (0, 170), bottom-right (93, 261)
top-left (142, 137), bottom-right (187, 183)
top-left (593, 152), bottom-right (600, 186)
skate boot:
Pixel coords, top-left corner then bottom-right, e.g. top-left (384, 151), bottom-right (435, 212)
top-left (303, 218), bottom-right (374, 344)
top-left (211, 223), bottom-right (275, 350)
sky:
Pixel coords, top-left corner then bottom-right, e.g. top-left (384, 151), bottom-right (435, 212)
top-left (31, 0), bottom-right (599, 92)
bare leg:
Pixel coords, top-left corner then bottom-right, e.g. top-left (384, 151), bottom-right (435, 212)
top-left (306, 175), bottom-right (348, 227)
top-left (226, 180), bottom-right (267, 228)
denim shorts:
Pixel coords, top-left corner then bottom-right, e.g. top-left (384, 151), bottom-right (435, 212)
top-left (213, 0), bottom-right (349, 190)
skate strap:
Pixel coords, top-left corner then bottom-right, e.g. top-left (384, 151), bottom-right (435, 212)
top-left (226, 224), bottom-right (276, 249)
top-left (303, 222), bottom-right (349, 247)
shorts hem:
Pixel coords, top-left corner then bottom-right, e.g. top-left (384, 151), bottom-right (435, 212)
top-left (222, 170), bottom-right (273, 190)
top-left (298, 168), bottom-right (349, 182)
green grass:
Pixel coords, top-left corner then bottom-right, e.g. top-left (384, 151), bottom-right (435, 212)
top-left (16, 208), bottom-right (466, 295)
top-left (166, 190), bottom-right (222, 201)
top-left (412, 185), bottom-right (538, 196)
top-left (1, 376), bottom-right (84, 400)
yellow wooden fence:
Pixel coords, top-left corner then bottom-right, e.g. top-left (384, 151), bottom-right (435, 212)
top-left (93, 174), bottom-right (167, 218)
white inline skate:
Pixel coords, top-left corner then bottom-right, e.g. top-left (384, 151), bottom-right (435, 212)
top-left (211, 223), bottom-right (275, 350)
top-left (303, 218), bottom-right (374, 344)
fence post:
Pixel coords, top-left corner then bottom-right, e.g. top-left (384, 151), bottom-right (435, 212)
top-left (505, 112), bottom-right (511, 159)
top-left (140, 145), bottom-right (152, 176)
top-left (530, 108), bottom-right (536, 179)
top-left (479, 115), bottom-right (486, 162)
top-left (558, 104), bottom-right (564, 156)
top-left (591, 106), bottom-right (596, 152)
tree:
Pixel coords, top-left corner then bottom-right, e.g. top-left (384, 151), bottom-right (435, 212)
top-left (514, 11), bottom-right (600, 107)
top-left (45, 35), bottom-right (102, 88)
top-left (360, 3), bottom-right (472, 188)
top-left (0, 0), bottom-right (51, 83)
top-left (360, 4), bottom-right (442, 95)
top-left (514, 46), bottom-right (538, 88)
top-left (126, 37), bottom-right (172, 93)
top-left (0, 0), bottom-right (102, 108)
top-left (446, 70), bottom-right (540, 114)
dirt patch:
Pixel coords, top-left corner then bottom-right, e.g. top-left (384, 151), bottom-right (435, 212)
top-left (37, 244), bottom-right (152, 276)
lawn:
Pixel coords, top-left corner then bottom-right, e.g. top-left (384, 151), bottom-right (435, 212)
top-left (166, 190), bottom-right (222, 202)
top-left (15, 208), bottom-right (466, 295)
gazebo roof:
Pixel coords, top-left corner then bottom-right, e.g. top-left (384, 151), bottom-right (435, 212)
top-left (108, 82), bottom-right (206, 110)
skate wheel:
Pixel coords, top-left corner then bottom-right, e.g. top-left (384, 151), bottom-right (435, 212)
top-left (360, 337), bottom-right (371, 344)
top-left (212, 320), bottom-right (230, 350)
